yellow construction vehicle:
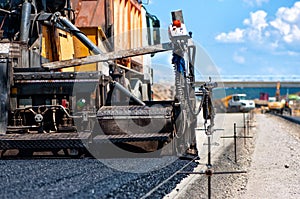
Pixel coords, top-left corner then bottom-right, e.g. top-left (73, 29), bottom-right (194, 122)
top-left (267, 82), bottom-right (292, 115)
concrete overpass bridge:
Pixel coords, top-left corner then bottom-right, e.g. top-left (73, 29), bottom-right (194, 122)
top-left (195, 75), bottom-right (300, 88)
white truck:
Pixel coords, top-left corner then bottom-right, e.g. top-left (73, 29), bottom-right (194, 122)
top-left (227, 94), bottom-right (255, 112)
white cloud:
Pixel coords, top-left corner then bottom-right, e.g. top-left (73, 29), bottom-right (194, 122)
top-left (283, 25), bottom-right (300, 43)
top-left (287, 51), bottom-right (300, 56)
top-left (270, 41), bottom-right (279, 49)
top-left (233, 52), bottom-right (245, 64)
top-left (216, 10), bottom-right (268, 43)
top-left (244, 10), bottom-right (268, 41)
top-left (243, 10), bottom-right (268, 31)
top-left (276, 2), bottom-right (300, 23)
top-left (243, 0), bottom-right (269, 7)
top-left (272, 49), bottom-right (300, 56)
top-left (270, 2), bottom-right (300, 45)
top-left (216, 2), bottom-right (300, 52)
top-left (270, 18), bottom-right (290, 35)
top-left (264, 31), bottom-right (271, 37)
top-left (215, 28), bottom-right (245, 43)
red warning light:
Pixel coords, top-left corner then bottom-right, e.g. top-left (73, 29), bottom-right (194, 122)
top-left (173, 20), bottom-right (181, 28)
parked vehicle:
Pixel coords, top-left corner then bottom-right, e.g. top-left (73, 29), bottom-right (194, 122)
top-left (222, 94), bottom-right (255, 112)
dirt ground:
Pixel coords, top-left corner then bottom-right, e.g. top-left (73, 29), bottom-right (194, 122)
top-left (240, 114), bottom-right (300, 199)
top-left (175, 113), bottom-right (300, 199)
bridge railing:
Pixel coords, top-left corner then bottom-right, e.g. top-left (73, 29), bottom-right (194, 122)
top-left (196, 75), bottom-right (300, 82)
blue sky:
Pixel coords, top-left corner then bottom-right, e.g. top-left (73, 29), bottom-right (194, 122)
top-left (144, 0), bottom-right (300, 77)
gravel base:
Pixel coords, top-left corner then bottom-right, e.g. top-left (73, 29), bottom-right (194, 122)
top-left (175, 119), bottom-right (255, 198)
top-left (241, 114), bottom-right (300, 199)
top-left (174, 113), bottom-right (300, 199)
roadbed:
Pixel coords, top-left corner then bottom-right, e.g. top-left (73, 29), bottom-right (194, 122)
top-left (240, 114), bottom-right (300, 199)
top-left (167, 113), bottom-right (300, 199)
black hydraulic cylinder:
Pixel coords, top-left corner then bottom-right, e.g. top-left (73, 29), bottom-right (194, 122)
top-left (20, 1), bottom-right (32, 43)
top-left (0, 59), bottom-right (8, 133)
top-left (58, 16), bottom-right (102, 55)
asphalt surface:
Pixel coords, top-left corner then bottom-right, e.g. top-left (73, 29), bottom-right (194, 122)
top-left (0, 157), bottom-right (197, 199)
